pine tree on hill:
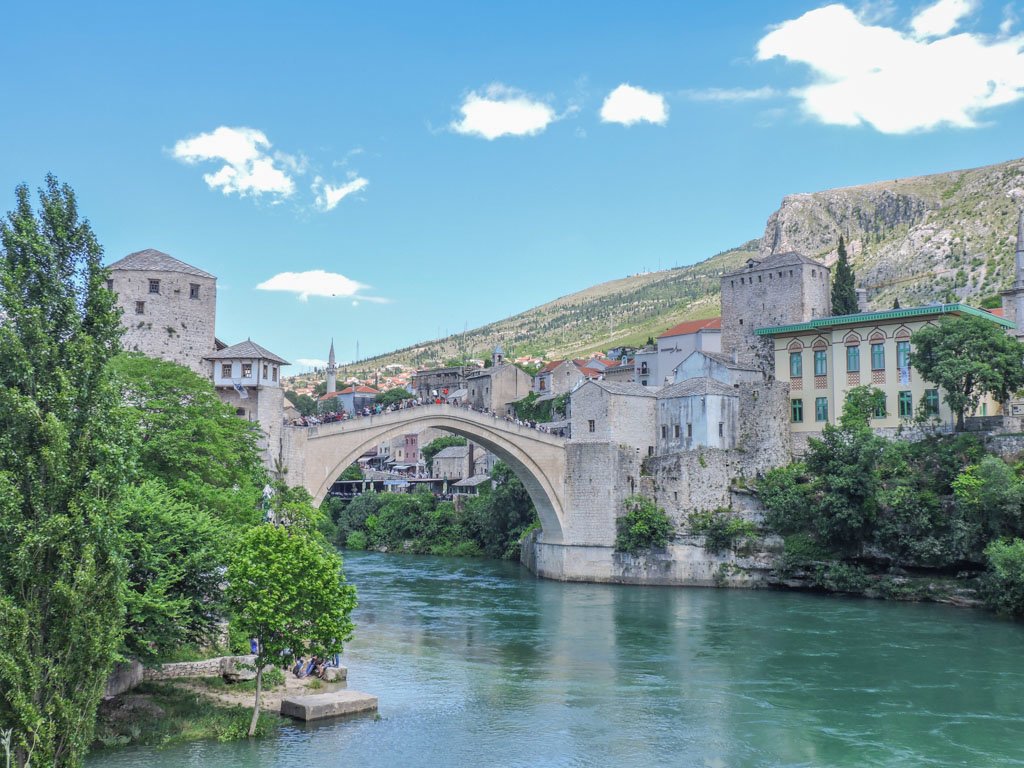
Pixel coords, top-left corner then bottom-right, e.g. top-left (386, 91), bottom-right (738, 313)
top-left (831, 235), bottom-right (859, 315)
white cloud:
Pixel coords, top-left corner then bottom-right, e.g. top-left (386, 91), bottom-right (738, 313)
top-left (295, 358), bottom-right (328, 369)
top-left (450, 84), bottom-right (557, 139)
top-left (910, 0), bottom-right (974, 38)
top-left (684, 86), bottom-right (780, 102)
top-left (599, 84), bottom-right (668, 125)
top-left (312, 174), bottom-right (369, 212)
top-left (173, 127), bottom-right (295, 198)
top-left (256, 270), bottom-right (390, 303)
top-left (756, 3), bottom-right (1024, 133)
top-left (1002, 3), bottom-right (1018, 35)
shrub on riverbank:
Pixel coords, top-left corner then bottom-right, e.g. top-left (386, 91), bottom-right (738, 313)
top-left (759, 393), bottom-right (1024, 608)
top-left (615, 496), bottom-right (673, 554)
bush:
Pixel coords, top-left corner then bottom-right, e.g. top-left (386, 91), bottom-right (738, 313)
top-left (345, 530), bottom-right (368, 550)
top-left (687, 508), bottom-right (757, 553)
top-left (615, 496), bottom-right (673, 554)
top-left (810, 561), bottom-right (871, 593)
top-left (982, 538), bottom-right (1024, 616)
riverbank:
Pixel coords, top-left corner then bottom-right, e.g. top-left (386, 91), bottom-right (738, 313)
top-left (92, 671), bottom-right (343, 751)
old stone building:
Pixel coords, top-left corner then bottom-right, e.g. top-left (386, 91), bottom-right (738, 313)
top-left (205, 339), bottom-right (289, 464)
top-left (107, 248), bottom-right (289, 470)
top-left (467, 347), bottom-right (532, 415)
top-left (107, 249), bottom-right (217, 378)
top-left (412, 365), bottom-right (473, 402)
top-left (720, 252), bottom-right (831, 369)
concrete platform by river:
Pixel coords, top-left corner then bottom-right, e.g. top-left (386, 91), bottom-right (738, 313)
top-left (280, 690), bottom-right (379, 721)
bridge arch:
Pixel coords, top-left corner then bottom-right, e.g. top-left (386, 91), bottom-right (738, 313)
top-left (284, 405), bottom-right (567, 544)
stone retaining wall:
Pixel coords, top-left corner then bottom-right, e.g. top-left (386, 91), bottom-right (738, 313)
top-left (142, 654), bottom-right (256, 681)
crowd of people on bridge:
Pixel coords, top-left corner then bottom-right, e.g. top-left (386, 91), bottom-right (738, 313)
top-left (286, 393), bottom-right (566, 436)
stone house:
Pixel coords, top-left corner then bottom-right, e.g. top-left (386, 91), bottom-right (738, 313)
top-left (635, 317), bottom-right (722, 388)
top-left (720, 252), bottom-right (832, 367)
top-left (107, 249), bottom-right (217, 378)
top-left (467, 349), bottom-right (532, 415)
top-left (533, 360), bottom-right (588, 397)
top-left (602, 359), bottom-right (635, 383)
top-left (433, 445), bottom-right (471, 480)
top-left (206, 339), bottom-right (289, 461)
top-left (569, 380), bottom-right (656, 455)
top-left (412, 365), bottom-right (474, 403)
top-left (656, 378), bottom-right (739, 452)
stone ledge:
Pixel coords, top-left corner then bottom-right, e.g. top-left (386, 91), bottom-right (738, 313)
top-left (280, 690), bottom-right (378, 721)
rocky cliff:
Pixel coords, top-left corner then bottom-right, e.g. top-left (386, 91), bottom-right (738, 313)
top-left (760, 157), bottom-right (1024, 308)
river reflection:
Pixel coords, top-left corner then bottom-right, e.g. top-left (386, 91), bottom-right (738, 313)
top-left (89, 551), bottom-right (1024, 768)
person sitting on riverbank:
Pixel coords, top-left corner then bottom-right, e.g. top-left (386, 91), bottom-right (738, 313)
top-left (292, 657), bottom-right (306, 677)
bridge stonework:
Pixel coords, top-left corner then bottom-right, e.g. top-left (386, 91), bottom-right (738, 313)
top-left (281, 405), bottom-right (574, 545)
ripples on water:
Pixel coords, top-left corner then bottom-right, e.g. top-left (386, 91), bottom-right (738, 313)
top-left (89, 551), bottom-right (1024, 768)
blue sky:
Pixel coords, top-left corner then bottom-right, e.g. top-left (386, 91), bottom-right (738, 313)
top-left (3, 0), bottom-right (1024, 369)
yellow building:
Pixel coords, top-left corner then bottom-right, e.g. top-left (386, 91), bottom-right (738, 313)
top-left (756, 304), bottom-right (1015, 436)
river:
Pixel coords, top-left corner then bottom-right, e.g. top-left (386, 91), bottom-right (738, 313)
top-left (89, 551), bottom-right (1024, 767)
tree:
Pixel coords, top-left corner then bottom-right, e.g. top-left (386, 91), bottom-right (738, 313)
top-left (119, 480), bottom-right (228, 662)
top-left (227, 521), bottom-right (357, 736)
top-left (831, 235), bottom-right (858, 315)
top-left (911, 315), bottom-right (1024, 431)
top-left (285, 389), bottom-right (318, 417)
top-left (0, 177), bottom-right (131, 766)
top-left (375, 386), bottom-right (414, 407)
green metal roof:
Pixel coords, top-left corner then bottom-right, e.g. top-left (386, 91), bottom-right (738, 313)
top-left (754, 303), bottom-right (1016, 336)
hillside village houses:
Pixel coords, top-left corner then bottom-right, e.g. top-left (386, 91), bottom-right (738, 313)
top-left (108, 211), bottom-right (1024, 497)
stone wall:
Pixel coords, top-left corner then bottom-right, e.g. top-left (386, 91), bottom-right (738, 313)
top-left (104, 660), bottom-right (144, 699)
top-left (142, 654), bottom-right (257, 681)
top-left (111, 268), bottom-right (216, 378)
top-left (525, 537), bottom-right (783, 587)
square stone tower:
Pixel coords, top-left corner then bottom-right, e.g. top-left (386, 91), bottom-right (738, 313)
top-left (720, 251), bottom-right (831, 370)
top-left (107, 249), bottom-right (217, 377)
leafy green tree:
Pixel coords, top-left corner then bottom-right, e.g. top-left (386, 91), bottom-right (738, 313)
top-left (227, 522), bottom-right (356, 736)
top-left (474, 462), bottom-right (538, 559)
top-left (0, 177), bottom-right (131, 766)
top-left (982, 538), bottom-right (1024, 616)
top-left (615, 496), bottom-right (673, 553)
top-left (911, 315), bottom-right (1024, 431)
top-left (951, 456), bottom-right (1024, 557)
top-left (840, 385), bottom-right (886, 429)
top-left (831, 235), bottom-right (858, 315)
top-left (120, 480), bottom-right (227, 662)
top-left (422, 435), bottom-right (467, 474)
top-left (285, 389), bottom-right (318, 417)
top-left (375, 387), bottom-right (414, 407)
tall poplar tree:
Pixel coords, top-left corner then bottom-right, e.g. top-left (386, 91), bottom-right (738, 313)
top-left (0, 177), bottom-right (130, 767)
top-left (831, 235), bottom-right (859, 315)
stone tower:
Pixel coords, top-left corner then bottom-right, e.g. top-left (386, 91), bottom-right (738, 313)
top-left (107, 249), bottom-right (217, 378)
top-left (1000, 211), bottom-right (1024, 339)
top-left (326, 339), bottom-right (337, 393)
top-left (719, 251), bottom-right (831, 370)
top-left (493, 344), bottom-right (504, 367)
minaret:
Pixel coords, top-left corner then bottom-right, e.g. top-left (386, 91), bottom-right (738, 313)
top-left (326, 339), bottom-right (337, 394)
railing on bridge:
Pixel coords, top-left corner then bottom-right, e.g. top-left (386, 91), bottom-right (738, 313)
top-left (286, 402), bottom-right (568, 441)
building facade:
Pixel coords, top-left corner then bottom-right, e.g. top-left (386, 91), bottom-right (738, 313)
top-left (635, 317), bottom-right (722, 388)
top-left (720, 252), bottom-right (831, 368)
top-left (757, 304), bottom-right (1013, 438)
top-left (107, 249), bottom-right (217, 378)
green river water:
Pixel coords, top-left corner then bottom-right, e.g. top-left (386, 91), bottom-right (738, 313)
top-left (89, 550), bottom-right (1024, 767)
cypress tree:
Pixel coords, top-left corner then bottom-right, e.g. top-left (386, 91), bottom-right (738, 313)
top-left (831, 235), bottom-right (859, 315)
top-left (0, 177), bottom-right (130, 766)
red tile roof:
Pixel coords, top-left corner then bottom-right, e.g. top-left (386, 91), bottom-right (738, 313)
top-left (657, 317), bottom-right (722, 339)
top-left (987, 307), bottom-right (1005, 317)
top-left (320, 385), bottom-right (380, 400)
top-left (540, 360), bottom-right (566, 373)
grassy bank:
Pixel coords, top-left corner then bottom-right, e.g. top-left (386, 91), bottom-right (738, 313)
top-left (92, 682), bottom-right (284, 750)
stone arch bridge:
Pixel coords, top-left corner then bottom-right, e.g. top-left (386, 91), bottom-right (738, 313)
top-left (280, 404), bottom-right (572, 544)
